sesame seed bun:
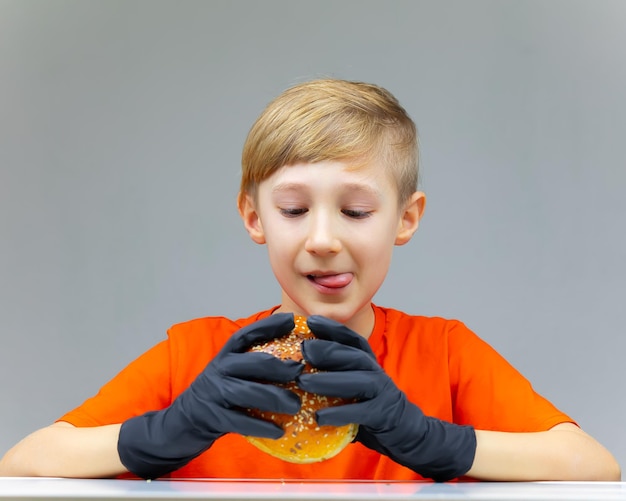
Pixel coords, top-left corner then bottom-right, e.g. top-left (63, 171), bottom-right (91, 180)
top-left (245, 315), bottom-right (358, 463)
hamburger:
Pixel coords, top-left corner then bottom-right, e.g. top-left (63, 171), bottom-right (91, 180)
top-left (245, 315), bottom-right (358, 463)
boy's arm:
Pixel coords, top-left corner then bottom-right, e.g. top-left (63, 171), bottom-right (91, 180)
top-left (0, 422), bottom-right (126, 477)
top-left (468, 422), bottom-right (621, 481)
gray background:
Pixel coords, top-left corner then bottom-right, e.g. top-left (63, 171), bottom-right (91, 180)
top-left (1, 0), bottom-right (625, 472)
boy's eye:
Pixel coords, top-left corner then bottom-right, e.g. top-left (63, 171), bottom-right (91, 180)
top-left (279, 208), bottom-right (308, 218)
top-left (342, 209), bottom-right (372, 219)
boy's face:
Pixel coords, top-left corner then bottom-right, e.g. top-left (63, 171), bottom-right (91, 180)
top-left (239, 160), bottom-right (424, 337)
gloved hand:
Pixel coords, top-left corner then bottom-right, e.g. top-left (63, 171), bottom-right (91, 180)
top-left (297, 315), bottom-right (476, 482)
top-left (118, 313), bottom-right (303, 479)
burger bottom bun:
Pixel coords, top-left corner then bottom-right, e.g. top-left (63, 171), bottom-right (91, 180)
top-left (245, 381), bottom-right (358, 463)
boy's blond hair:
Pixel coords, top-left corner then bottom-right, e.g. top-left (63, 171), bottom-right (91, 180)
top-left (240, 79), bottom-right (418, 206)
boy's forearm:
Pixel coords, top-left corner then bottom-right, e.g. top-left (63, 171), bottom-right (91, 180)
top-left (0, 422), bottom-right (126, 478)
top-left (467, 423), bottom-right (621, 481)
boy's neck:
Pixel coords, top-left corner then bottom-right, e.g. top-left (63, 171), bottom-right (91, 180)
top-left (273, 303), bottom-right (375, 339)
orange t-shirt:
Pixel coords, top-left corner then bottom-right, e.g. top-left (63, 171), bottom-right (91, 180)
top-left (59, 304), bottom-right (573, 480)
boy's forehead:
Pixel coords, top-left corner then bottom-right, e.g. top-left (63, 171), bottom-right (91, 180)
top-left (260, 160), bottom-right (397, 196)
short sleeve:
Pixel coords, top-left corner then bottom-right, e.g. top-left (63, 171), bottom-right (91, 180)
top-left (58, 338), bottom-right (173, 427)
top-left (447, 321), bottom-right (574, 432)
top-left (56, 310), bottom-right (274, 428)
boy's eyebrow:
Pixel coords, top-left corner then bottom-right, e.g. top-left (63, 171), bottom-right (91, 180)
top-left (271, 182), bottom-right (383, 197)
top-left (271, 182), bottom-right (307, 194)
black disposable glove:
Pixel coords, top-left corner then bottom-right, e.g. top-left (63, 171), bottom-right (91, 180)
top-left (297, 315), bottom-right (477, 482)
top-left (118, 313), bottom-right (303, 479)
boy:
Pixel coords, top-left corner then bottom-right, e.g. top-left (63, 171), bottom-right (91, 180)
top-left (0, 79), bottom-right (620, 481)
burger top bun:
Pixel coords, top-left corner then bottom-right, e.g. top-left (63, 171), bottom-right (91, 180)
top-left (244, 315), bottom-right (358, 464)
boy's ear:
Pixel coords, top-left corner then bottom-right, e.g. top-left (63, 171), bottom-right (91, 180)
top-left (395, 191), bottom-right (426, 246)
top-left (237, 192), bottom-right (266, 244)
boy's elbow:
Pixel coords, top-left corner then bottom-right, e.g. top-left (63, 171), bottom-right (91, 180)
top-left (604, 458), bottom-right (621, 481)
top-left (552, 424), bottom-right (621, 481)
top-left (585, 440), bottom-right (621, 481)
top-left (575, 442), bottom-right (621, 481)
top-left (0, 447), bottom-right (24, 477)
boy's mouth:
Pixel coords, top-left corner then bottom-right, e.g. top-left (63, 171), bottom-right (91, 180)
top-left (306, 272), bottom-right (353, 288)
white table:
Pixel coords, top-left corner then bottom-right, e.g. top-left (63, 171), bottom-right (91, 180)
top-left (1, 478), bottom-right (625, 501)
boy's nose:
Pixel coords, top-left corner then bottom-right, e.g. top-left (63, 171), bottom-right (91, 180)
top-left (304, 213), bottom-right (342, 255)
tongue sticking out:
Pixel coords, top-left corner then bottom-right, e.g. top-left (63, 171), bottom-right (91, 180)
top-left (310, 273), bottom-right (353, 288)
